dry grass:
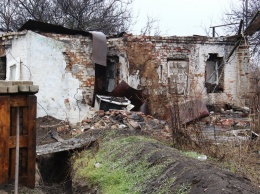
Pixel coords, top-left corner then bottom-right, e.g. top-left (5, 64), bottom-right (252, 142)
top-left (171, 118), bottom-right (260, 186)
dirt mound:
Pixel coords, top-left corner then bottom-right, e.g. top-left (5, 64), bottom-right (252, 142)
top-left (72, 129), bottom-right (259, 194)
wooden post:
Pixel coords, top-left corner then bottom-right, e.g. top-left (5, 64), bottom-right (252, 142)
top-left (0, 96), bottom-right (10, 184)
top-left (15, 107), bottom-right (20, 194)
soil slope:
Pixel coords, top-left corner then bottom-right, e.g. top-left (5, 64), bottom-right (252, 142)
top-left (72, 129), bottom-right (259, 194)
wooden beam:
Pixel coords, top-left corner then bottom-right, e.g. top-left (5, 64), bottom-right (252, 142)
top-left (26, 95), bottom-right (36, 188)
top-left (36, 137), bottom-right (96, 156)
top-left (0, 96), bottom-right (10, 184)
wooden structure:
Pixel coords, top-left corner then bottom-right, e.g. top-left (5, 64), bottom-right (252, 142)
top-left (36, 136), bottom-right (96, 156)
top-left (0, 81), bottom-right (38, 188)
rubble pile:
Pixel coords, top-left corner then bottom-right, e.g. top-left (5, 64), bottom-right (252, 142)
top-left (197, 110), bottom-right (254, 142)
top-left (81, 110), bottom-right (172, 140)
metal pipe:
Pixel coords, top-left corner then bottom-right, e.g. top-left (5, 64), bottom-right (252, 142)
top-left (15, 108), bottom-right (20, 194)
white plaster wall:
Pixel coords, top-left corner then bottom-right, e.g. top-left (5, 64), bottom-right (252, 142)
top-left (8, 31), bottom-right (94, 124)
top-left (128, 70), bottom-right (141, 89)
top-left (6, 35), bottom-right (28, 80)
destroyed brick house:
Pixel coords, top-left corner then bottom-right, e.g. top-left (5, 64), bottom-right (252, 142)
top-left (0, 20), bottom-right (252, 124)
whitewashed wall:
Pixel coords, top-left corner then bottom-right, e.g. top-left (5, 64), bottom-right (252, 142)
top-left (6, 31), bottom-right (95, 124)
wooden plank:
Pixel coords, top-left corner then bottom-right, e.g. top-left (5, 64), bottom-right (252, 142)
top-left (26, 95), bottom-right (36, 188)
top-left (0, 96), bottom-right (10, 184)
top-left (8, 136), bottom-right (28, 148)
top-left (20, 148), bottom-right (28, 177)
top-left (36, 137), bottom-right (96, 156)
top-left (22, 107), bottom-right (29, 135)
top-left (9, 95), bottom-right (27, 107)
top-left (9, 149), bottom-right (16, 179)
top-left (10, 107), bottom-right (17, 136)
top-left (8, 176), bottom-right (28, 185)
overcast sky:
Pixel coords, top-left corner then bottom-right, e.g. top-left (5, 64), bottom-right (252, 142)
top-left (130, 0), bottom-right (240, 36)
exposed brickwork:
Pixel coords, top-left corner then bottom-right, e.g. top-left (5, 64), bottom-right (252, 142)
top-left (42, 33), bottom-right (95, 105)
top-left (237, 42), bottom-right (250, 104)
top-left (108, 34), bottom-right (250, 117)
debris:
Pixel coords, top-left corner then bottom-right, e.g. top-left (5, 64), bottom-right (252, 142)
top-left (118, 124), bottom-right (127, 129)
top-left (126, 104), bottom-right (135, 111)
top-left (251, 131), bottom-right (259, 140)
top-left (97, 110), bottom-right (105, 117)
top-left (166, 99), bottom-right (209, 124)
top-left (94, 95), bottom-right (131, 111)
top-left (197, 155), bottom-right (207, 161)
top-left (127, 120), bottom-right (140, 129)
top-left (51, 131), bottom-right (64, 142)
top-left (109, 80), bottom-right (145, 113)
top-left (84, 109), bottom-right (171, 140)
top-left (71, 128), bottom-right (83, 136)
top-left (94, 162), bottom-right (102, 168)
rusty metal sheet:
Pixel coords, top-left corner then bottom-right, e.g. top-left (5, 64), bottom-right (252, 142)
top-left (244, 11), bottom-right (260, 36)
top-left (110, 81), bottom-right (147, 113)
top-left (90, 31), bottom-right (107, 66)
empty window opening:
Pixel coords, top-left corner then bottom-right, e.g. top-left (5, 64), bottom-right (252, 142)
top-left (167, 58), bottom-right (189, 95)
top-left (0, 56), bottom-right (6, 80)
top-left (6, 57), bottom-right (21, 81)
top-left (106, 56), bottom-right (119, 92)
top-left (205, 53), bottom-right (224, 93)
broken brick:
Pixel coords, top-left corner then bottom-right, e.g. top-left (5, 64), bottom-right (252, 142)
top-left (97, 110), bottom-right (105, 117)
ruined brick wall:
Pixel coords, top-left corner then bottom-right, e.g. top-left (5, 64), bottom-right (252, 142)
top-left (108, 34), bottom-right (248, 117)
top-left (237, 44), bottom-right (250, 106)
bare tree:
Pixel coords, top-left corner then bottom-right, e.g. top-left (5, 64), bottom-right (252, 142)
top-left (223, 0), bottom-right (260, 58)
top-left (0, 0), bottom-right (18, 31)
top-left (140, 16), bottom-right (161, 36)
top-left (0, 0), bottom-right (133, 34)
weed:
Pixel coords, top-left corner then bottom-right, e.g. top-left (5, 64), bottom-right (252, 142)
top-left (182, 151), bottom-right (200, 159)
top-left (174, 183), bottom-right (191, 194)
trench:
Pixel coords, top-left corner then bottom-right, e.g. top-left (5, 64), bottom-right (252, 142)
top-left (37, 151), bottom-right (73, 194)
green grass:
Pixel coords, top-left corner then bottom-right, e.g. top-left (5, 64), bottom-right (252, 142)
top-left (182, 151), bottom-right (200, 159)
top-left (73, 135), bottom-right (170, 194)
top-left (174, 183), bottom-right (191, 194)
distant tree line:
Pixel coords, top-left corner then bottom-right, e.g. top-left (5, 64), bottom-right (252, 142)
top-left (0, 0), bottom-right (133, 34)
